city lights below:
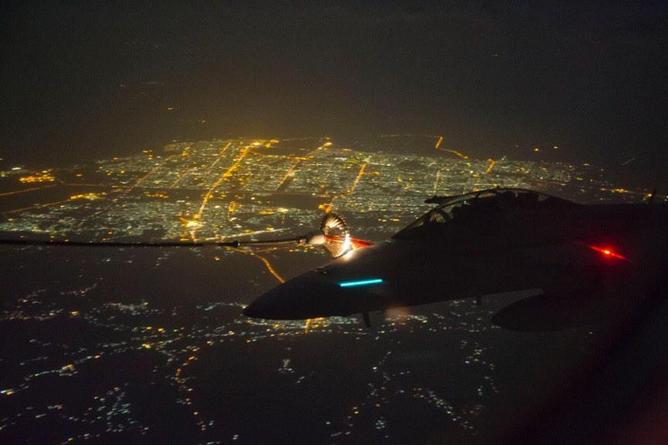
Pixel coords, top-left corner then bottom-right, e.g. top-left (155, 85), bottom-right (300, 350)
top-left (0, 134), bottom-right (655, 444)
top-left (19, 172), bottom-right (55, 183)
top-left (69, 193), bottom-right (105, 201)
top-left (485, 159), bottom-right (497, 174)
top-left (183, 219), bottom-right (202, 229)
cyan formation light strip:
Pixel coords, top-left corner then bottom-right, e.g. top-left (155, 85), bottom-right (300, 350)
top-left (338, 278), bottom-right (384, 288)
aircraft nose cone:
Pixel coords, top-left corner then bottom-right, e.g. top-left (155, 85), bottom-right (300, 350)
top-left (243, 272), bottom-right (344, 320)
top-left (242, 301), bottom-right (268, 318)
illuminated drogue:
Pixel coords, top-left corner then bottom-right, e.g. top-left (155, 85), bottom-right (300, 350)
top-left (338, 278), bottom-right (384, 288)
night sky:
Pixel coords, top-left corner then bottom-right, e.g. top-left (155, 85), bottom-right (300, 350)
top-left (1, 1), bottom-right (667, 182)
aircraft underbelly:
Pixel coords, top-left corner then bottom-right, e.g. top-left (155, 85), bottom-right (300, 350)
top-left (378, 242), bottom-right (628, 309)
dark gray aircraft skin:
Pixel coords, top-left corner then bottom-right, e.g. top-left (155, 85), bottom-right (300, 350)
top-left (243, 188), bottom-right (668, 331)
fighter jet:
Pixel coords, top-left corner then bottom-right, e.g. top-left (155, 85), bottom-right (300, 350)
top-left (243, 188), bottom-right (668, 331)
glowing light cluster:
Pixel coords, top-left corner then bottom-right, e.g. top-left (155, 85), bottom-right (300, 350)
top-left (19, 172), bottom-right (55, 183)
top-left (144, 191), bottom-right (169, 199)
top-left (69, 193), bottom-right (105, 201)
top-left (183, 219), bottom-right (202, 229)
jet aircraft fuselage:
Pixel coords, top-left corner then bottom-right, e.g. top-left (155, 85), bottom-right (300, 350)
top-left (243, 189), bottom-right (668, 330)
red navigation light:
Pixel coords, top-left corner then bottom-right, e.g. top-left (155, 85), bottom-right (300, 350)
top-left (588, 244), bottom-right (627, 261)
top-left (324, 235), bottom-right (373, 250)
top-left (350, 237), bottom-right (374, 249)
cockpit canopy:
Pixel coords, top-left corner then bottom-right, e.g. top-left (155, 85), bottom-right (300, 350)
top-left (394, 188), bottom-right (576, 239)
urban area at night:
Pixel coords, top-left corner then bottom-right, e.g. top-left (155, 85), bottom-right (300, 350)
top-left (0, 135), bottom-right (655, 443)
